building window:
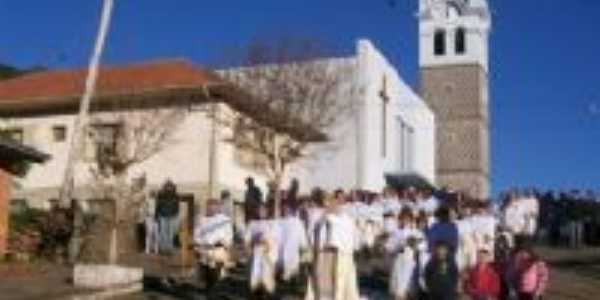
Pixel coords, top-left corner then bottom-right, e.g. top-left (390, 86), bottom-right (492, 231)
top-left (397, 118), bottom-right (415, 173)
top-left (52, 125), bottom-right (67, 142)
top-left (89, 123), bottom-right (121, 161)
top-left (434, 29), bottom-right (446, 56)
top-left (455, 27), bottom-right (466, 54)
top-left (0, 128), bottom-right (24, 143)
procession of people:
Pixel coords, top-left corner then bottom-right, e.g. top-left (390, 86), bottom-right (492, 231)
top-left (186, 178), bottom-right (550, 300)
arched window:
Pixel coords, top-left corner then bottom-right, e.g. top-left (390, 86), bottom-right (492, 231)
top-left (455, 27), bottom-right (466, 54)
top-left (434, 29), bottom-right (446, 56)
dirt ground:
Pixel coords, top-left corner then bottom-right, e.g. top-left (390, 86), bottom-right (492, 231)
top-left (1, 247), bottom-right (599, 299)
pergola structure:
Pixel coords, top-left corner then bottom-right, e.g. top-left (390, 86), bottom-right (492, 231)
top-left (0, 138), bottom-right (49, 258)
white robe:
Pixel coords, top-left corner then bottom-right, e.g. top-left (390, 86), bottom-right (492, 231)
top-left (385, 226), bottom-right (427, 298)
top-left (455, 218), bottom-right (477, 271)
top-left (306, 207), bottom-right (325, 246)
top-left (471, 214), bottom-right (497, 253)
top-left (193, 214), bottom-right (234, 269)
top-left (245, 219), bottom-right (280, 292)
top-left (390, 247), bottom-right (417, 299)
top-left (276, 216), bottom-right (308, 280)
top-left (503, 202), bottom-right (526, 235)
top-left (306, 213), bottom-right (360, 300)
top-left (357, 202), bottom-right (384, 249)
top-left (522, 197), bottom-right (539, 236)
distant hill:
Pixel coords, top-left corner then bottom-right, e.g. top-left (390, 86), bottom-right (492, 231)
top-left (0, 64), bottom-right (45, 80)
top-left (0, 64), bottom-right (22, 80)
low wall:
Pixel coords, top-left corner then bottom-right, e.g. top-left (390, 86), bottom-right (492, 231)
top-left (0, 169), bottom-right (10, 258)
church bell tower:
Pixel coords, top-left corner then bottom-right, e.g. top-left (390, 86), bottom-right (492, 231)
top-left (418, 0), bottom-right (492, 198)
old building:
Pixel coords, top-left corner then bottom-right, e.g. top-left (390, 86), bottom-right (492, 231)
top-left (0, 60), bottom-right (319, 209)
top-left (418, 0), bottom-right (492, 198)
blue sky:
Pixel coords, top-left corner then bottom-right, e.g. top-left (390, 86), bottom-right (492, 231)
top-left (1, 0), bottom-right (599, 195)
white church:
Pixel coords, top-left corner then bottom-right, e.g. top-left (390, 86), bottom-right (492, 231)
top-left (289, 40), bottom-right (436, 193)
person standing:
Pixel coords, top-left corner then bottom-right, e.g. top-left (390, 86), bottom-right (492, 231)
top-left (245, 177), bottom-right (263, 223)
top-left (155, 180), bottom-right (180, 255)
top-left (464, 249), bottom-right (501, 300)
top-left (424, 242), bottom-right (459, 300)
top-left (138, 180), bottom-right (158, 255)
top-left (305, 192), bottom-right (361, 300)
top-left (276, 203), bottom-right (309, 288)
top-left (246, 204), bottom-right (280, 299)
top-left (193, 198), bottom-right (234, 292)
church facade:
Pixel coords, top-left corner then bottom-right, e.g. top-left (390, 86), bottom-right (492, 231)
top-left (418, 0), bottom-right (492, 198)
top-left (290, 40), bottom-right (436, 192)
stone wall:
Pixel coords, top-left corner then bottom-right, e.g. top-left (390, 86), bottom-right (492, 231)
top-left (420, 64), bottom-right (490, 198)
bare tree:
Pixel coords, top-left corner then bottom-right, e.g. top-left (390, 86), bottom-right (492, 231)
top-left (86, 103), bottom-right (185, 264)
top-left (219, 38), bottom-right (357, 217)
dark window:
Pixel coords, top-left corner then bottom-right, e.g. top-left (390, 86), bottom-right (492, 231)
top-left (434, 29), bottom-right (446, 56)
top-left (52, 125), bottom-right (67, 142)
top-left (91, 124), bottom-right (121, 159)
top-left (456, 27), bottom-right (466, 54)
top-left (0, 128), bottom-right (24, 143)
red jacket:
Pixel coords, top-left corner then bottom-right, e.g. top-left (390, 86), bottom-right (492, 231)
top-left (465, 263), bottom-right (501, 299)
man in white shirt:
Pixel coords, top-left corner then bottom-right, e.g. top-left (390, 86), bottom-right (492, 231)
top-left (193, 198), bottom-right (234, 290)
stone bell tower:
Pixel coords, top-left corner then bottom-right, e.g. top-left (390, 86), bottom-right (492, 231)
top-left (418, 0), bottom-right (492, 198)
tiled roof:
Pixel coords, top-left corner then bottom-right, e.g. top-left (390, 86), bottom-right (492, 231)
top-left (0, 59), bottom-right (327, 142)
top-left (0, 59), bottom-right (222, 104)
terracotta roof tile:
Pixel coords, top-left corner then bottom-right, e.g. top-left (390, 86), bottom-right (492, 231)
top-left (0, 59), bottom-right (222, 103)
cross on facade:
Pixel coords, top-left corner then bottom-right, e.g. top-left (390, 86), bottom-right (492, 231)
top-left (379, 75), bottom-right (390, 157)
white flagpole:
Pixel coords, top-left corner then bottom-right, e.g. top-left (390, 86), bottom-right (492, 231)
top-left (59, 0), bottom-right (115, 206)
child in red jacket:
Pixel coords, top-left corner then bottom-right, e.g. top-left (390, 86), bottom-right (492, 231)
top-left (465, 249), bottom-right (501, 300)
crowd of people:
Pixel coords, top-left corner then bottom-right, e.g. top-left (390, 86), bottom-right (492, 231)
top-left (190, 179), bottom-right (550, 300)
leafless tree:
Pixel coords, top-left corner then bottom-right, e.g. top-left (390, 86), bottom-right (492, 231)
top-left (218, 38), bottom-right (357, 217)
top-left (86, 100), bottom-right (185, 264)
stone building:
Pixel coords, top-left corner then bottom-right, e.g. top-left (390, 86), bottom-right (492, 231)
top-left (418, 0), bottom-right (492, 198)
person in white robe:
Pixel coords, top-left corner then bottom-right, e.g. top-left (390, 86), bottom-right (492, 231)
top-left (471, 204), bottom-right (498, 255)
top-left (455, 208), bottom-right (477, 271)
top-left (305, 192), bottom-right (361, 300)
top-left (385, 208), bottom-right (426, 300)
top-left (276, 204), bottom-right (309, 282)
top-left (523, 195), bottom-right (540, 237)
top-left (193, 199), bottom-right (234, 289)
top-left (360, 195), bottom-right (385, 250)
top-left (502, 196), bottom-right (526, 236)
top-left (245, 204), bottom-right (280, 296)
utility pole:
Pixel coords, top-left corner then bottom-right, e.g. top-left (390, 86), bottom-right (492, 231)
top-left (61, 0), bottom-right (115, 262)
top-left (59, 0), bottom-right (115, 205)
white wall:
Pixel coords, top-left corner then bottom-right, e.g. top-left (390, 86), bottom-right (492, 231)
top-left (3, 104), bottom-right (274, 208)
top-left (290, 40), bottom-right (436, 193)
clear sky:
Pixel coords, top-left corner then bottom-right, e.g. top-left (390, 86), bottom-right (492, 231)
top-left (1, 0), bottom-right (599, 195)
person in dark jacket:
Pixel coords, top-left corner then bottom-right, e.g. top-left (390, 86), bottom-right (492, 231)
top-left (156, 180), bottom-right (179, 254)
top-left (425, 242), bottom-right (459, 300)
top-left (244, 177), bottom-right (263, 223)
